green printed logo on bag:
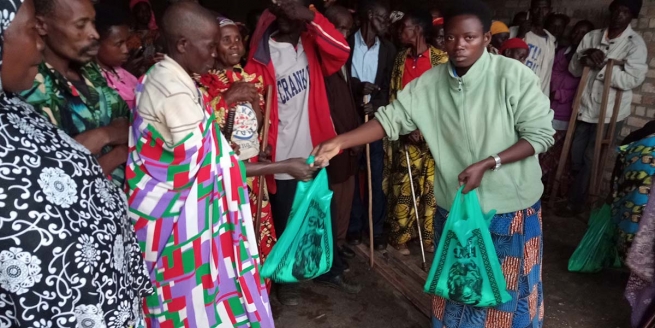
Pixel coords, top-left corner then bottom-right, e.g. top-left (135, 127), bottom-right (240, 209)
top-left (261, 157), bottom-right (334, 283)
top-left (424, 187), bottom-right (511, 307)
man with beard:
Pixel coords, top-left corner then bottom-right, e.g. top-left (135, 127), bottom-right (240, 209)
top-left (24, 0), bottom-right (130, 188)
top-left (128, 2), bottom-right (273, 326)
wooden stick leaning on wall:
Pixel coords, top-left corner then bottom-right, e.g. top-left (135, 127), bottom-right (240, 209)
top-left (255, 86), bottom-right (274, 244)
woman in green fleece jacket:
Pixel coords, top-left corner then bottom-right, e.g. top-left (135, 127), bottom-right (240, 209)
top-left (312, 0), bottom-right (554, 327)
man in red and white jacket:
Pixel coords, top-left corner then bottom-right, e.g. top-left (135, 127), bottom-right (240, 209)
top-left (246, 0), bottom-right (361, 306)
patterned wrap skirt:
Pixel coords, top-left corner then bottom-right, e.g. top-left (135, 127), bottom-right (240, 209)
top-left (431, 202), bottom-right (544, 328)
top-left (383, 139), bottom-right (436, 247)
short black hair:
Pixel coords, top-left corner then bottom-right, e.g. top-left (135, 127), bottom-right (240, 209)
top-left (545, 13), bottom-right (570, 28)
top-left (34, 0), bottom-right (54, 16)
top-left (511, 11), bottom-right (528, 25)
top-left (325, 5), bottom-right (352, 25)
top-left (405, 8), bottom-right (433, 39)
top-left (443, 0), bottom-right (492, 33)
top-left (358, 0), bottom-right (388, 21)
top-left (94, 3), bottom-right (131, 40)
top-left (573, 19), bottom-right (595, 31)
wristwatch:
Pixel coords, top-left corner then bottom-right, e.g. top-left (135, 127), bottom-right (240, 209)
top-left (491, 155), bottom-right (502, 171)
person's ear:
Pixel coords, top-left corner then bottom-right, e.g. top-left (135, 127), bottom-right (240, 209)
top-left (35, 15), bottom-right (47, 37)
top-left (483, 31), bottom-right (491, 47)
top-left (176, 37), bottom-right (188, 54)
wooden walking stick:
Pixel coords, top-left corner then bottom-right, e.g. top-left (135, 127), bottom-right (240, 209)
top-left (255, 86), bottom-right (273, 244)
top-left (404, 144), bottom-right (427, 271)
top-left (364, 96), bottom-right (375, 268)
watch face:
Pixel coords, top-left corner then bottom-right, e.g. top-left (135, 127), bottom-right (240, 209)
top-left (232, 103), bottom-right (258, 141)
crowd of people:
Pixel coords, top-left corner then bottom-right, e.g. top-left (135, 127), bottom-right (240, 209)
top-left (0, 0), bottom-right (652, 327)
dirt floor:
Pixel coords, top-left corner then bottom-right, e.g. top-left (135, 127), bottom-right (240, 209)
top-left (273, 209), bottom-right (632, 328)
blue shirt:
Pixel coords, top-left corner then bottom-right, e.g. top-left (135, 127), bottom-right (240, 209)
top-left (351, 30), bottom-right (380, 84)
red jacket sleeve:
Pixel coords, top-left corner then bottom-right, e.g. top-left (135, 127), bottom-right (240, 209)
top-left (305, 12), bottom-right (351, 76)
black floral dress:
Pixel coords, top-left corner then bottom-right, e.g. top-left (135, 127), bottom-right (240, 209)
top-left (0, 95), bottom-right (152, 328)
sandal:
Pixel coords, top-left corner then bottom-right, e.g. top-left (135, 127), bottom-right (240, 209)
top-left (395, 244), bottom-right (411, 256)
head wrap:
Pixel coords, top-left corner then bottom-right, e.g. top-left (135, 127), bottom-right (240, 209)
top-left (432, 17), bottom-right (443, 26)
top-left (219, 18), bottom-right (237, 28)
top-left (499, 37), bottom-right (529, 54)
top-left (0, 0), bottom-right (23, 90)
top-left (390, 11), bottom-right (404, 24)
top-left (130, 0), bottom-right (158, 30)
top-left (490, 21), bottom-right (509, 35)
top-left (610, 0), bottom-right (642, 18)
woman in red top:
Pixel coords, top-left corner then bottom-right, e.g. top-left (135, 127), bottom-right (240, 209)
top-left (196, 18), bottom-right (316, 281)
top-left (384, 10), bottom-right (448, 255)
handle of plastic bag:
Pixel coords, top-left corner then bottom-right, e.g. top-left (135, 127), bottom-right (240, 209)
top-left (307, 155), bottom-right (315, 165)
top-left (460, 187), bottom-right (496, 226)
top-left (450, 186), bottom-right (466, 218)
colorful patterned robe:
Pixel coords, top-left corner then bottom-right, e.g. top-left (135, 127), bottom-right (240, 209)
top-left (611, 134), bottom-right (655, 259)
top-left (127, 74), bottom-right (273, 327)
top-left (197, 66), bottom-right (278, 267)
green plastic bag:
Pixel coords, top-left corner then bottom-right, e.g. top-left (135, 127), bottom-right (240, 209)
top-left (260, 159), bottom-right (333, 283)
top-left (424, 187), bottom-right (511, 307)
top-left (568, 205), bottom-right (621, 273)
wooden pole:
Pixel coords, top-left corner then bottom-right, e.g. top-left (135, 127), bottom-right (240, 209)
top-left (549, 66), bottom-right (590, 208)
top-left (404, 144), bottom-right (427, 271)
top-left (590, 60), bottom-right (624, 204)
top-left (365, 114), bottom-right (375, 268)
top-left (589, 60), bottom-right (616, 204)
top-left (255, 86), bottom-right (273, 244)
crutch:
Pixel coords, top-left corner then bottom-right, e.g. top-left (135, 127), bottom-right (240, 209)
top-left (404, 144), bottom-right (427, 271)
top-left (364, 95), bottom-right (375, 268)
top-left (589, 60), bottom-right (623, 204)
top-left (254, 86), bottom-right (274, 244)
top-left (548, 59), bottom-right (624, 208)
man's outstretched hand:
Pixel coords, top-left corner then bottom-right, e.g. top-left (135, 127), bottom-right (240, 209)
top-left (284, 158), bottom-right (320, 181)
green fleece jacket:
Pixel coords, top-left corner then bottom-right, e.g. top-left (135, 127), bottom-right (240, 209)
top-left (375, 51), bottom-right (555, 214)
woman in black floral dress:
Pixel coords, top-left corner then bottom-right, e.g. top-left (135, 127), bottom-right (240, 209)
top-left (0, 0), bottom-right (152, 327)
